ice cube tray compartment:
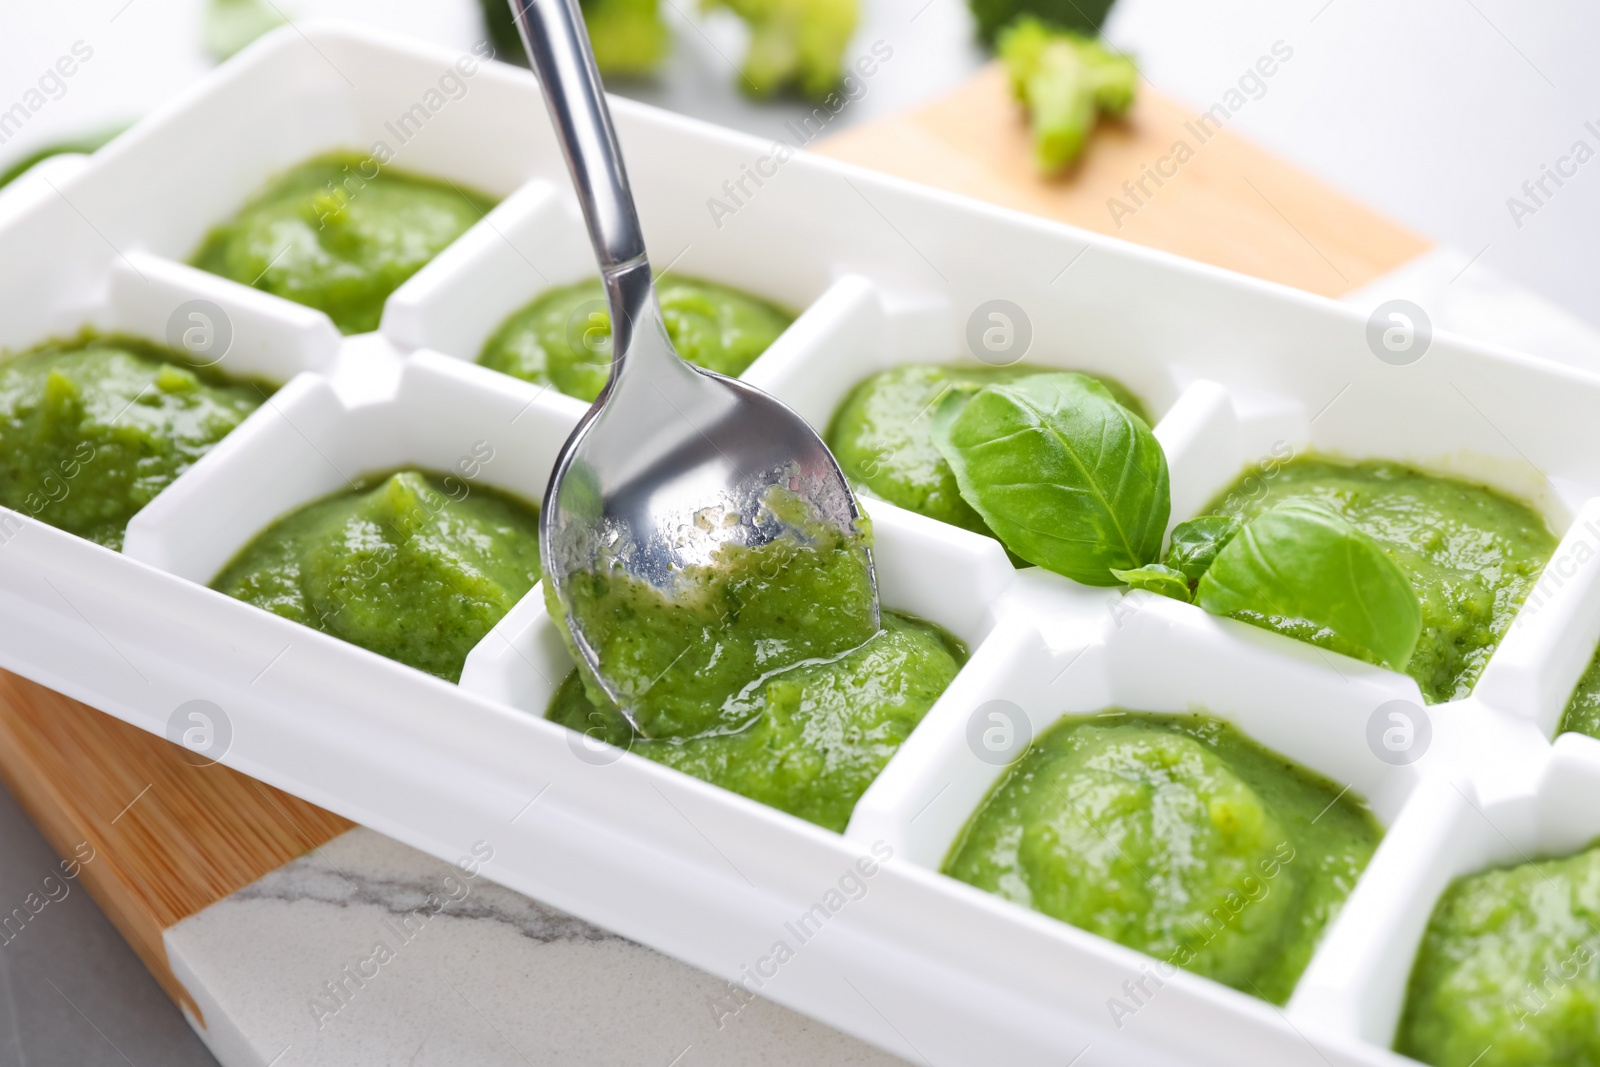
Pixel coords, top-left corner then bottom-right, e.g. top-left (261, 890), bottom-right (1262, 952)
top-left (856, 583), bottom-right (1425, 867)
top-left (0, 26), bottom-right (560, 358)
top-left (0, 240), bottom-right (339, 386)
top-left (380, 178), bottom-right (598, 365)
top-left (122, 346), bottom-right (567, 585)
top-left (1474, 497), bottom-right (1600, 734)
top-left (382, 171), bottom-right (870, 414)
top-left (1292, 735), bottom-right (1600, 1049)
top-left (7, 22), bottom-right (1600, 1067)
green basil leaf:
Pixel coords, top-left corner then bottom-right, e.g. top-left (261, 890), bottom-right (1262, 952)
top-left (1165, 514), bottom-right (1241, 582)
top-left (1194, 499), bottom-right (1422, 670)
top-left (933, 372), bottom-right (1170, 586)
top-left (1110, 563), bottom-right (1192, 602)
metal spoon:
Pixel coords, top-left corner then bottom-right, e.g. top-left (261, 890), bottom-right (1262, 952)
top-left (508, 0), bottom-right (878, 728)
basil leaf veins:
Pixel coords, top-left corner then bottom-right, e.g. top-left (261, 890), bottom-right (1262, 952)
top-left (1165, 514), bottom-right (1241, 582)
top-left (1194, 499), bottom-right (1422, 671)
top-left (933, 372), bottom-right (1169, 586)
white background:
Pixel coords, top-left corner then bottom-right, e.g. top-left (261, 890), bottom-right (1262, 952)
top-left (1106, 0), bottom-right (1600, 333)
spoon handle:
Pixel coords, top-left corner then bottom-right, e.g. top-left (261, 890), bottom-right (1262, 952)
top-left (508, 0), bottom-right (648, 277)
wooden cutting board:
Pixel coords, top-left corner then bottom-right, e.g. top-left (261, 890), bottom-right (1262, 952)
top-left (0, 63), bottom-right (1428, 1026)
top-left (0, 672), bottom-right (352, 1022)
top-left (818, 64), bottom-right (1427, 297)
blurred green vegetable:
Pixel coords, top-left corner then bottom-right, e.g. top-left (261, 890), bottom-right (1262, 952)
top-left (479, 0), bottom-right (668, 76)
top-left (970, 0), bottom-right (1116, 44)
top-left (0, 125), bottom-right (127, 191)
top-left (998, 16), bottom-right (1137, 173)
top-left (203, 0), bottom-right (285, 61)
top-left (706, 0), bottom-right (859, 99)
top-left (482, 0), bottom-right (526, 65)
top-left (582, 0), bottom-right (669, 74)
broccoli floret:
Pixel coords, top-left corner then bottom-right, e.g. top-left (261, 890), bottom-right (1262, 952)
top-left (479, 0), bottom-right (668, 76)
top-left (1075, 34), bottom-right (1138, 116)
top-left (970, 0), bottom-right (1116, 44)
top-left (998, 17), bottom-right (1137, 173)
top-left (704, 0), bottom-right (860, 99)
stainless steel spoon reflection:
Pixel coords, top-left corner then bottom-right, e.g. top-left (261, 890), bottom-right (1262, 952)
top-left (508, 0), bottom-right (878, 731)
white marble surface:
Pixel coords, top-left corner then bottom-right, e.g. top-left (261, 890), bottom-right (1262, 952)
top-left (166, 828), bottom-right (905, 1067)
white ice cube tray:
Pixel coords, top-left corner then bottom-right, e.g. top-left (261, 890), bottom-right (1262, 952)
top-left (5, 22), bottom-right (1600, 1067)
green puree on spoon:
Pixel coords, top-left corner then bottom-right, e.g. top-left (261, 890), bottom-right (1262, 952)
top-left (546, 490), bottom-right (965, 832)
top-left (193, 151), bottom-right (496, 335)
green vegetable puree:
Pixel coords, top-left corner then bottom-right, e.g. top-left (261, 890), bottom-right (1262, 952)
top-left (549, 611), bottom-right (965, 832)
top-left (826, 363), bottom-right (1147, 537)
top-left (944, 713), bottom-right (1381, 1005)
top-left (213, 470), bottom-right (540, 683)
top-left (193, 152), bottom-right (496, 335)
top-left (0, 335), bottom-right (263, 549)
top-left (1398, 840), bottom-right (1600, 1066)
top-left (478, 276), bottom-right (792, 402)
top-left (1207, 459), bottom-right (1555, 704)
top-left (551, 491), bottom-right (879, 740)
top-left (546, 489), bottom-right (963, 830)
top-left (1559, 649), bottom-right (1600, 740)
